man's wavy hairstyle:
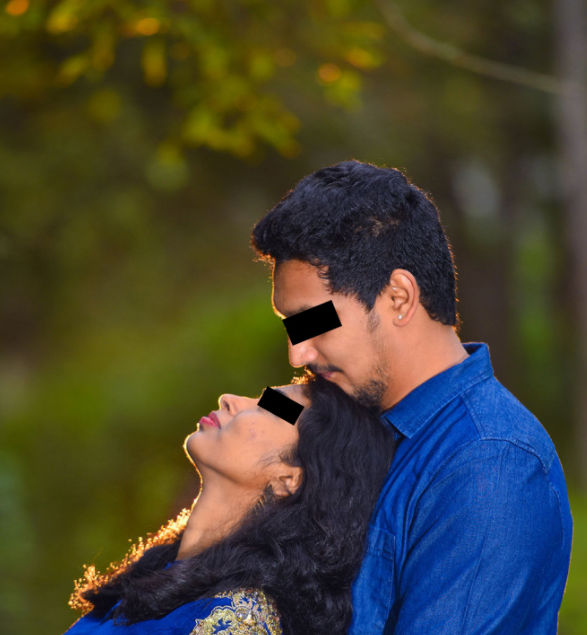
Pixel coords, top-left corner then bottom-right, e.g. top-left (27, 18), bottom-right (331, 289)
top-left (251, 159), bottom-right (458, 325)
top-left (69, 375), bottom-right (396, 635)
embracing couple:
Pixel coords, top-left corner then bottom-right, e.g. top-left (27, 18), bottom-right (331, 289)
top-left (66, 161), bottom-right (572, 634)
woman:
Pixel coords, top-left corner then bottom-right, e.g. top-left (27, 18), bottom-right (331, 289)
top-left (66, 375), bottom-right (395, 634)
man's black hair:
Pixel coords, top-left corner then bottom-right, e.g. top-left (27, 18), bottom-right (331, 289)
top-left (251, 160), bottom-right (458, 325)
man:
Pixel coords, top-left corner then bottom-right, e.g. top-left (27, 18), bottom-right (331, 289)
top-left (251, 160), bottom-right (572, 633)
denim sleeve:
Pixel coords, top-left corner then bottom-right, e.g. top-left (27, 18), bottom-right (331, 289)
top-left (392, 440), bottom-right (571, 634)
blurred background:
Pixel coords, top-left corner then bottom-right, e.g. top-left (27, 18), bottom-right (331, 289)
top-left (1, 1), bottom-right (586, 633)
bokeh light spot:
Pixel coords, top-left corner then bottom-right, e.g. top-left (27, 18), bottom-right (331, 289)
top-left (318, 63), bottom-right (342, 84)
top-left (135, 17), bottom-right (160, 36)
top-left (5, 0), bottom-right (29, 16)
top-left (345, 47), bottom-right (379, 69)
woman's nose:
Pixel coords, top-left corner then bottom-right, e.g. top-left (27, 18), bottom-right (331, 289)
top-left (218, 393), bottom-right (235, 414)
top-left (218, 393), bottom-right (252, 414)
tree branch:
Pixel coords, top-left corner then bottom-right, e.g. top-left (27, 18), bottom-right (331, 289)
top-left (374, 0), bottom-right (564, 95)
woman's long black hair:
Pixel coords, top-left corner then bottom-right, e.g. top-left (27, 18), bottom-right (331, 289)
top-left (69, 374), bottom-right (396, 634)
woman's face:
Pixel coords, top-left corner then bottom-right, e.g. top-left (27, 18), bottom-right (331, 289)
top-left (184, 383), bottom-right (309, 498)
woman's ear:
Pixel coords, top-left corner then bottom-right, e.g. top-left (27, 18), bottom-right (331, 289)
top-left (271, 465), bottom-right (303, 498)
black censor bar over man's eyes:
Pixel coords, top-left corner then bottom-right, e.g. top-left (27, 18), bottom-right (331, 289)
top-left (258, 387), bottom-right (304, 425)
top-left (282, 300), bottom-right (342, 345)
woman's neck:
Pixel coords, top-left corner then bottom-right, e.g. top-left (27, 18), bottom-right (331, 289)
top-left (176, 477), bottom-right (257, 560)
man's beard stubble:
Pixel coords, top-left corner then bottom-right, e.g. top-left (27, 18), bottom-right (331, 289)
top-left (353, 368), bottom-right (388, 412)
top-left (355, 309), bottom-right (390, 411)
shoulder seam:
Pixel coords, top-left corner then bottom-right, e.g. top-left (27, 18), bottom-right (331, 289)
top-left (461, 387), bottom-right (553, 473)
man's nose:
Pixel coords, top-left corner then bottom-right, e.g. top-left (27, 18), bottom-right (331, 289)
top-left (288, 338), bottom-right (318, 367)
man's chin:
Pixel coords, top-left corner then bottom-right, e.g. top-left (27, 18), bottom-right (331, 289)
top-left (353, 380), bottom-right (386, 411)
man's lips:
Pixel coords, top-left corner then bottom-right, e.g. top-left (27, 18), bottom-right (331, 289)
top-left (199, 411), bottom-right (221, 428)
top-left (310, 368), bottom-right (338, 379)
top-left (319, 371), bottom-right (335, 379)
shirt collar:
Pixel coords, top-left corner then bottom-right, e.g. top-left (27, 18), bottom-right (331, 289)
top-left (380, 342), bottom-right (494, 439)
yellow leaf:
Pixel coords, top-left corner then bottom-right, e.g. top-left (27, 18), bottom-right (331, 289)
top-left (135, 17), bottom-right (160, 36)
top-left (183, 107), bottom-right (218, 144)
top-left (249, 51), bottom-right (274, 81)
top-left (199, 46), bottom-right (229, 80)
top-left (142, 39), bottom-right (167, 86)
top-left (57, 55), bottom-right (88, 85)
top-left (326, 0), bottom-right (351, 18)
top-left (344, 47), bottom-right (381, 70)
top-left (46, 1), bottom-right (80, 34)
top-left (91, 25), bottom-right (115, 72)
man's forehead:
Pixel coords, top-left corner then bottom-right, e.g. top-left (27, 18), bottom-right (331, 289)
top-left (272, 259), bottom-right (331, 317)
top-left (272, 301), bottom-right (317, 319)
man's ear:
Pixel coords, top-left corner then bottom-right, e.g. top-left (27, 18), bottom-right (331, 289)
top-left (386, 268), bottom-right (420, 325)
top-left (271, 465), bottom-right (303, 498)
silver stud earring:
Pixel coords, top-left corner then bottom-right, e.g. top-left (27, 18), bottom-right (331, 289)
top-left (398, 314), bottom-right (403, 320)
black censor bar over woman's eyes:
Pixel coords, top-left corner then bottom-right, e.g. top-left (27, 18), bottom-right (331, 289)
top-left (258, 387), bottom-right (304, 425)
top-left (282, 300), bottom-right (342, 345)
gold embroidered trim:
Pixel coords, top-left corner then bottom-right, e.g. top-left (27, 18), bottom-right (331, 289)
top-left (189, 588), bottom-right (282, 634)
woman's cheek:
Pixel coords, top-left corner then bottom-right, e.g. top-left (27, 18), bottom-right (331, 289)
top-left (244, 425), bottom-right (260, 444)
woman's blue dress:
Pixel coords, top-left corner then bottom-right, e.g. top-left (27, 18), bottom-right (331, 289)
top-left (65, 588), bottom-right (282, 634)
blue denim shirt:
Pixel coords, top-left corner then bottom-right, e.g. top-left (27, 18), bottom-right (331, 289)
top-left (350, 342), bottom-right (572, 634)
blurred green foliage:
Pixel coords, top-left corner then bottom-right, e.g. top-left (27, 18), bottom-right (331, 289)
top-left (0, 0), bottom-right (584, 633)
top-left (561, 492), bottom-right (587, 634)
top-left (0, 0), bottom-right (390, 158)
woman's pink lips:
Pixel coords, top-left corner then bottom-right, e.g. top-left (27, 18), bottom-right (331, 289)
top-left (199, 412), bottom-right (221, 428)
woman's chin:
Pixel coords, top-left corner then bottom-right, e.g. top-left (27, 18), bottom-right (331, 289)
top-left (183, 432), bottom-right (200, 466)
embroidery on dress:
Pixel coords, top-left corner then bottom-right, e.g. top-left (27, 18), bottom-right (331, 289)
top-left (189, 588), bottom-right (282, 634)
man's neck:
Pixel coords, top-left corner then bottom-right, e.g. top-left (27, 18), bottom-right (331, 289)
top-left (383, 327), bottom-right (468, 410)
